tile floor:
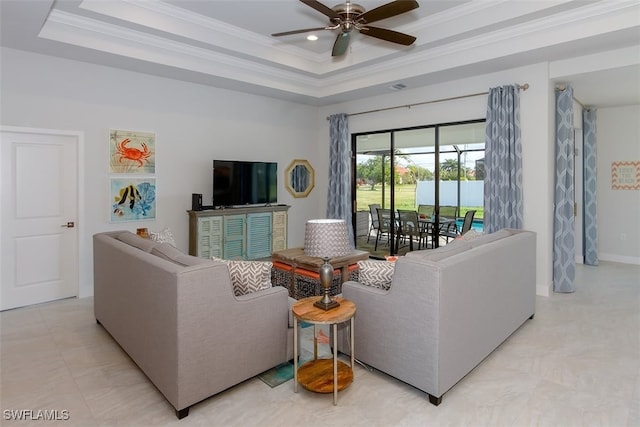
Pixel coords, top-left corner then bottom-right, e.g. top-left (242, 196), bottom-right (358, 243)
top-left (1, 261), bottom-right (638, 426)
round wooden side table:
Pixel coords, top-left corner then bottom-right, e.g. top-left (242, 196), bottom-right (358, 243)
top-left (292, 296), bottom-right (356, 405)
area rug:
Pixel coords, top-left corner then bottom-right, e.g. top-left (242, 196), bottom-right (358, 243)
top-left (258, 362), bottom-right (294, 388)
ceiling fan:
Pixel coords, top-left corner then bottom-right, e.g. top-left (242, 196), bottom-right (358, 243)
top-left (272, 0), bottom-right (419, 57)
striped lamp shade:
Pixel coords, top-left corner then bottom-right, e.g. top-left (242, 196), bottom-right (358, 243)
top-left (304, 219), bottom-right (352, 258)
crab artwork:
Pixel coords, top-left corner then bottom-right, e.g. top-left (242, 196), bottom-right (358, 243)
top-left (115, 138), bottom-right (152, 167)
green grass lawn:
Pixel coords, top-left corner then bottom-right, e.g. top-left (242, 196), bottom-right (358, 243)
top-left (356, 184), bottom-right (484, 219)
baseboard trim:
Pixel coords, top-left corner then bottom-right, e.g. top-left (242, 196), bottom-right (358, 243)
top-left (598, 253), bottom-right (640, 265)
top-left (536, 282), bottom-right (551, 297)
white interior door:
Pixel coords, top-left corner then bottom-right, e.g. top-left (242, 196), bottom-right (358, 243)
top-left (1, 129), bottom-right (79, 310)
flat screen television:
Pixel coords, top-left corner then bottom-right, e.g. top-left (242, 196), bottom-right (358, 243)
top-left (213, 160), bottom-right (277, 207)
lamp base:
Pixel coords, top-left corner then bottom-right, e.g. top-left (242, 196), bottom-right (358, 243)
top-left (314, 297), bottom-right (340, 311)
top-left (314, 257), bottom-right (340, 310)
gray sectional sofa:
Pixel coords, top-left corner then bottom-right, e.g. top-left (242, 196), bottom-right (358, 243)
top-left (93, 231), bottom-right (292, 419)
top-left (341, 228), bottom-right (536, 405)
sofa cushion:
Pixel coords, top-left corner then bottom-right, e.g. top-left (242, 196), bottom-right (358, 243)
top-left (116, 231), bottom-right (158, 253)
top-left (406, 239), bottom-right (472, 262)
top-left (173, 255), bottom-right (211, 267)
top-left (357, 260), bottom-right (395, 290)
top-left (149, 227), bottom-right (176, 246)
top-left (458, 229), bottom-right (484, 241)
top-left (151, 243), bottom-right (211, 267)
top-left (212, 257), bottom-right (273, 296)
top-left (151, 242), bottom-right (184, 261)
top-left (467, 228), bottom-right (512, 249)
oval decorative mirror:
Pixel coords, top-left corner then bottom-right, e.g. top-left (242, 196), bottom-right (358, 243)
top-left (285, 159), bottom-right (315, 198)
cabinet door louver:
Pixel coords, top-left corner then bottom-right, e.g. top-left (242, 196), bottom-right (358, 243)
top-left (223, 215), bottom-right (246, 260)
top-left (247, 212), bottom-right (272, 259)
top-left (197, 216), bottom-right (223, 259)
top-left (272, 211), bottom-right (287, 252)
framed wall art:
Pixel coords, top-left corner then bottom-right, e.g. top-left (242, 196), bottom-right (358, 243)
top-left (110, 129), bottom-right (155, 174)
top-left (611, 161), bottom-right (640, 190)
top-left (110, 177), bottom-right (156, 222)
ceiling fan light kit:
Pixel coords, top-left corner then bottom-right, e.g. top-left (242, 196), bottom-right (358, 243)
top-left (272, 0), bottom-right (419, 57)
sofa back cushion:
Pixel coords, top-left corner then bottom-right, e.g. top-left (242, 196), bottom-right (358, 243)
top-left (151, 242), bottom-right (212, 267)
top-left (467, 228), bottom-right (512, 249)
top-left (406, 239), bottom-right (472, 262)
top-left (116, 231), bottom-right (158, 253)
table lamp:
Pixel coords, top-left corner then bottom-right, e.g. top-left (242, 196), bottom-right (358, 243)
top-left (304, 219), bottom-right (353, 310)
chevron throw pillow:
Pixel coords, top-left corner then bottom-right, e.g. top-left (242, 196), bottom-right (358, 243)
top-left (357, 260), bottom-right (395, 290)
top-left (211, 257), bottom-right (272, 296)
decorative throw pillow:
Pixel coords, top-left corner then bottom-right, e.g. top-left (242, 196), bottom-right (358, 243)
top-left (211, 257), bottom-right (272, 296)
top-left (149, 227), bottom-right (176, 247)
top-left (357, 260), bottom-right (395, 290)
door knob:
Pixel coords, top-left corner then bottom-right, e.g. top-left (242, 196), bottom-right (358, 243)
top-left (61, 222), bottom-right (75, 228)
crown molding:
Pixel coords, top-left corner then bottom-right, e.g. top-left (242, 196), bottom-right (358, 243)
top-left (38, 0), bottom-right (640, 101)
top-left (80, 0), bottom-right (327, 70)
top-left (40, 10), bottom-right (327, 97)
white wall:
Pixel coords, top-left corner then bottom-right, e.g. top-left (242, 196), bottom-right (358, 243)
top-left (596, 106), bottom-right (640, 264)
top-left (2, 46), bottom-right (636, 300)
top-left (319, 63), bottom-right (556, 296)
top-left (0, 47), bottom-right (324, 298)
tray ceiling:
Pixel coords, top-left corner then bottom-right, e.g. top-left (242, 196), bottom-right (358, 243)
top-left (1, 0), bottom-right (639, 106)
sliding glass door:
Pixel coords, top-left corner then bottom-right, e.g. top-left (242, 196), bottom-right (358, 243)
top-left (353, 120), bottom-right (485, 257)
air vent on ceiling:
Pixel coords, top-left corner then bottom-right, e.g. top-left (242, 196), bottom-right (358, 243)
top-left (389, 83), bottom-right (407, 91)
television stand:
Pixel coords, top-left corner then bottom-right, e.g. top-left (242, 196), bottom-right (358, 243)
top-left (188, 205), bottom-right (290, 260)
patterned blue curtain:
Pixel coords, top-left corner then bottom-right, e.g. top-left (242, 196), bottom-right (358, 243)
top-left (327, 113), bottom-right (354, 245)
top-left (553, 86), bottom-right (575, 292)
top-left (583, 108), bottom-right (598, 266)
top-left (483, 85), bottom-right (523, 234)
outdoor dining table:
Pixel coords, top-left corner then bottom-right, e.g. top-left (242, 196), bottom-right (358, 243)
top-left (393, 214), bottom-right (457, 252)
top-left (418, 216), bottom-right (457, 245)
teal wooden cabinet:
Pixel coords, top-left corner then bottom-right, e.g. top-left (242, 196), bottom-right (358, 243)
top-left (195, 215), bottom-right (223, 259)
top-left (247, 212), bottom-right (272, 259)
top-left (223, 214), bottom-right (246, 260)
top-left (188, 205), bottom-right (289, 260)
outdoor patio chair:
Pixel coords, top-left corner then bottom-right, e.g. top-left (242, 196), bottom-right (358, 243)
top-left (418, 204), bottom-right (435, 219)
top-left (439, 205), bottom-right (459, 237)
top-left (374, 208), bottom-right (393, 251)
top-left (460, 210), bottom-right (477, 235)
top-left (442, 209), bottom-right (476, 242)
top-left (397, 209), bottom-right (429, 251)
top-left (367, 203), bottom-right (381, 243)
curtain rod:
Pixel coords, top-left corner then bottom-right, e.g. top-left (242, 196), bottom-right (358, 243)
top-left (326, 83), bottom-right (529, 120)
top-left (555, 85), bottom-right (587, 109)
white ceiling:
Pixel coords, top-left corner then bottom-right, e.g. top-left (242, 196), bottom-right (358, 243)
top-left (1, 0), bottom-right (639, 106)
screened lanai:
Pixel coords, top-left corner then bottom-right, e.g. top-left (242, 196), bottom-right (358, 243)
top-left (353, 120), bottom-right (486, 258)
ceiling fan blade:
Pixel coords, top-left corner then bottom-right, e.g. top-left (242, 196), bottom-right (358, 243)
top-left (358, 0), bottom-right (419, 24)
top-left (272, 27), bottom-right (330, 37)
top-left (300, 0), bottom-right (341, 20)
top-left (359, 26), bottom-right (416, 45)
top-left (332, 32), bottom-right (351, 56)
